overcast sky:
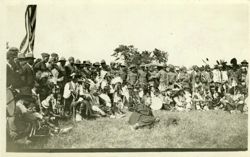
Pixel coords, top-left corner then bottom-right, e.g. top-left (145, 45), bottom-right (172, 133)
top-left (5, 1), bottom-right (249, 66)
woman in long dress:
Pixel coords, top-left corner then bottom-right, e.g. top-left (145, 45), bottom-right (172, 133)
top-left (128, 88), bottom-right (159, 130)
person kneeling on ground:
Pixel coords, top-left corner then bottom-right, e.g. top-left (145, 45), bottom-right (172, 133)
top-left (128, 88), bottom-right (159, 130)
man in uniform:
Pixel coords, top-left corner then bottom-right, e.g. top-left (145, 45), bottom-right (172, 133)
top-left (118, 63), bottom-right (127, 83)
top-left (101, 59), bottom-right (109, 71)
top-left (22, 53), bottom-right (36, 93)
top-left (126, 64), bottom-right (138, 88)
top-left (82, 60), bottom-right (92, 79)
top-left (156, 64), bottom-right (168, 92)
top-left (167, 65), bottom-right (177, 88)
top-left (6, 47), bottom-right (25, 89)
top-left (65, 56), bottom-right (76, 82)
top-left (34, 53), bottom-right (50, 73)
top-left (137, 64), bottom-right (148, 89)
top-left (74, 59), bottom-right (82, 76)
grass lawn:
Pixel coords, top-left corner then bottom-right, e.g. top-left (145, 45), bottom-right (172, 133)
top-left (29, 110), bottom-right (248, 149)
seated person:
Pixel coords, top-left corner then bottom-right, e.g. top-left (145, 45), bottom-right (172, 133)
top-left (128, 88), bottom-right (159, 130)
top-left (173, 89), bottom-right (187, 112)
top-left (221, 87), bottom-right (245, 113)
top-left (161, 88), bottom-right (174, 111)
top-left (192, 87), bottom-right (206, 111)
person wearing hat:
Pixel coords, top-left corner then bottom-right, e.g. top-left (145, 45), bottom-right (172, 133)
top-left (63, 72), bottom-right (79, 116)
top-left (155, 64), bottom-right (168, 92)
top-left (117, 63), bottom-right (127, 83)
top-left (167, 65), bottom-right (177, 87)
top-left (34, 53), bottom-right (50, 72)
top-left (6, 48), bottom-right (25, 89)
top-left (57, 57), bottom-right (67, 75)
top-left (228, 59), bottom-right (241, 88)
top-left (82, 60), bottom-right (92, 79)
top-left (100, 59), bottom-right (109, 71)
top-left (92, 62), bottom-right (101, 78)
top-left (65, 57), bottom-right (76, 82)
top-left (238, 60), bottom-right (249, 88)
top-left (17, 53), bottom-right (27, 66)
top-left (127, 64), bottom-right (138, 87)
top-left (126, 64), bottom-right (139, 107)
top-left (57, 57), bottom-right (67, 87)
top-left (63, 72), bottom-right (94, 119)
top-left (7, 90), bottom-right (41, 145)
top-left (220, 86), bottom-right (245, 113)
top-left (137, 64), bottom-right (148, 89)
top-left (128, 87), bottom-right (160, 130)
top-left (74, 59), bottom-right (82, 76)
top-left (22, 53), bottom-right (36, 93)
top-left (51, 53), bottom-right (59, 63)
top-left (241, 60), bottom-right (248, 67)
top-left (109, 61), bottom-right (118, 78)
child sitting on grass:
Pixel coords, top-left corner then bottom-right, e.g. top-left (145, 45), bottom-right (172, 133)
top-left (128, 88), bottom-right (160, 130)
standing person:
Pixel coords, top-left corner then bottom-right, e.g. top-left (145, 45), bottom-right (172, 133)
top-left (148, 65), bottom-right (160, 89)
top-left (57, 57), bottom-right (67, 87)
top-left (74, 59), bottom-right (82, 75)
top-left (239, 60), bottom-right (248, 88)
top-left (137, 64), bottom-right (148, 89)
top-left (126, 65), bottom-right (138, 89)
top-left (212, 64), bottom-right (222, 93)
top-left (156, 64), bottom-right (168, 92)
top-left (82, 60), bottom-right (92, 79)
top-left (228, 58), bottom-right (240, 88)
top-left (22, 53), bottom-right (36, 93)
top-left (118, 63), bottom-right (127, 83)
top-left (167, 65), bottom-right (177, 88)
top-left (100, 59), bottom-right (110, 71)
top-left (34, 53), bottom-right (50, 73)
top-left (65, 57), bottom-right (76, 82)
top-left (6, 47), bottom-right (25, 89)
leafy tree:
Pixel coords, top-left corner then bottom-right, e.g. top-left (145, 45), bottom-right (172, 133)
top-left (112, 45), bottom-right (168, 66)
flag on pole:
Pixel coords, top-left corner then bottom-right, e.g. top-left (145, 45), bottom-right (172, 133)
top-left (19, 5), bottom-right (37, 54)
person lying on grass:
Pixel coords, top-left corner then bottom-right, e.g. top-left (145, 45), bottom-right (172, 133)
top-left (128, 88), bottom-right (160, 130)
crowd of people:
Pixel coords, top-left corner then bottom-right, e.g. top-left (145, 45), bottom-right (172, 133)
top-left (6, 47), bottom-right (248, 145)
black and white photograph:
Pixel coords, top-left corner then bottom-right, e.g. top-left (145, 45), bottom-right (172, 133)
top-left (2, 0), bottom-right (249, 154)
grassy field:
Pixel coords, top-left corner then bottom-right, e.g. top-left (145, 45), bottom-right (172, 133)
top-left (29, 110), bottom-right (248, 149)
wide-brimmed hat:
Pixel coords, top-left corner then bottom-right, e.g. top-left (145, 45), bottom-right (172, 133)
top-left (241, 60), bottom-right (248, 66)
top-left (51, 53), bottom-right (58, 58)
top-left (75, 59), bottom-right (81, 65)
top-left (85, 60), bottom-right (91, 65)
top-left (68, 56), bottom-right (74, 61)
top-left (41, 53), bottom-right (50, 58)
top-left (17, 53), bottom-right (26, 60)
top-left (25, 53), bottom-right (35, 59)
top-left (58, 57), bottom-right (66, 62)
top-left (93, 62), bottom-right (100, 66)
top-left (129, 64), bottom-right (136, 69)
top-left (101, 59), bottom-right (106, 64)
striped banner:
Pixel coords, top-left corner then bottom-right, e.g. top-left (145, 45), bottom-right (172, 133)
top-left (20, 5), bottom-right (37, 54)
